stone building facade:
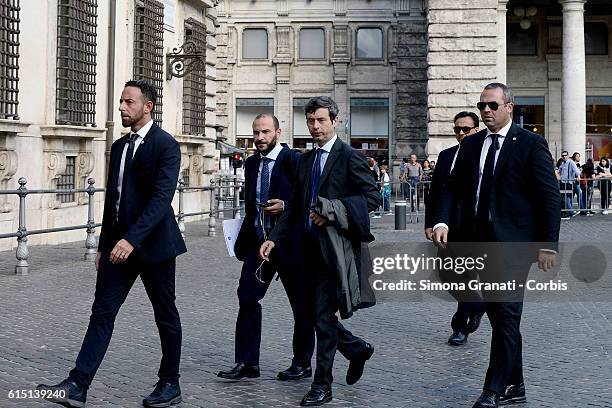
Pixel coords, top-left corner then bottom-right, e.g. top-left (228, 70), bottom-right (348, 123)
top-left (215, 0), bottom-right (429, 165)
top-left (0, 0), bottom-right (218, 250)
top-left (217, 0), bottom-right (612, 169)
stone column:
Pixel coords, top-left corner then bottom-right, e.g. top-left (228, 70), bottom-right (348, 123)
top-left (560, 0), bottom-right (586, 159)
top-left (497, 0), bottom-right (509, 83)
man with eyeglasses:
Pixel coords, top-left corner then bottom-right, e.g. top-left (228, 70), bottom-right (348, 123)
top-left (432, 83), bottom-right (561, 408)
top-left (425, 111), bottom-right (486, 347)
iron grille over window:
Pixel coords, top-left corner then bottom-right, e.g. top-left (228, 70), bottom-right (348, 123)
top-left (0, 0), bottom-right (20, 119)
top-left (181, 167), bottom-right (190, 187)
top-left (56, 0), bottom-right (98, 126)
top-left (134, 0), bottom-right (164, 124)
top-left (183, 18), bottom-right (207, 135)
top-left (57, 156), bottom-right (76, 203)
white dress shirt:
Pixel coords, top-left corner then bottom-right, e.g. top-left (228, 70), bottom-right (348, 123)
top-left (116, 119), bottom-right (153, 214)
top-left (255, 143), bottom-right (283, 228)
top-left (316, 134), bottom-right (338, 174)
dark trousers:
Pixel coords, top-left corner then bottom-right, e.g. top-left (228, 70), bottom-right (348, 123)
top-left (69, 252), bottom-right (181, 389)
top-left (438, 246), bottom-right (486, 335)
top-left (235, 249), bottom-right (315, 367)
top-left (474, 221), bottom-right (529, 395)
top-left (305, 236), bottom-right (369, 388)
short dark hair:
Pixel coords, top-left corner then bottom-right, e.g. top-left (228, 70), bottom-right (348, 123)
top-left (561, 150), bottom-right (569, 156)
top-left (124, 79), bottom-right (157, 106)
top-left (484, 82), bottom-right (514, 103)
top-left (304, 96), bottom-right (339, 121)
top-left (572, 152), bottom-right (581, 161)
top-left (453, 111), bottom-right (480, 128)
top-left (253, 113), bottom-right (280, 130)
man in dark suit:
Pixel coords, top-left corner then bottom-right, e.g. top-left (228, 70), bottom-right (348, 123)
top-left (425, 111), bottom-right (486, 346)
top-left (217, 114), bottom-right (315, 381)
top-left (433, 83), bottom-right (561, 408)
top-left (38, 80), bottom-right (186, 408)
top-left (260, 96), bottom-right (380, 406)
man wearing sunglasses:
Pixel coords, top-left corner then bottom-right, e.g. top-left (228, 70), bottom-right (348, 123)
top-left (432, 83), bottom-right (561, 408)
top-left (425, 111), bottom-right (486, 347)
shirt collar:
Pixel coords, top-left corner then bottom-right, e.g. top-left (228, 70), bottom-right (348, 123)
top-left (486, 119), bottom-right (512, 138)
top-left (317, 135), bottom-right (338, 153)
top-left (261, 143), bottom-right (283, 161)
top-left (132, 119), bottom-right (154, 140)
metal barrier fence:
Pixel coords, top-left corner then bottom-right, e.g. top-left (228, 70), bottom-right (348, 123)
top-left (0, 176), bottom-right (244, 275)
top-left (381, 177), bottom-right (612, 227)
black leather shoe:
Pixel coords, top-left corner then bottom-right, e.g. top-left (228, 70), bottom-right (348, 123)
top-left (346, 343), bottom-right (374, 385)
top-left (467, 313), bottom-right (483, 333)
top-left (499, 383), bottom-right (526, 405)
top-left (300, 386), bottom-right (332, 406)
top-left (448, 331), bottom-right (468, 346)
top-left (277, 364), bottom-right (312, 381)
top-left (142, 382), bottom-right (181, 408)
top-left (217, 363), bottom-right (260, 380)
top-left (472, 390), bottom-right (500, 408)
top-left (36, 378), bottom-right (87, 408)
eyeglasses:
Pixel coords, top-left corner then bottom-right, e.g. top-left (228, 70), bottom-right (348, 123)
top-left (453, 126), bottom-right (476, 135)
top-left (476, 101), bottom-right (509, 111)
top-left (562, 154), bottom-right (568, 157)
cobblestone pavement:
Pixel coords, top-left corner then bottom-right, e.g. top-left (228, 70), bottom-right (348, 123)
top-left (0, 216), bottom-right (610, 407)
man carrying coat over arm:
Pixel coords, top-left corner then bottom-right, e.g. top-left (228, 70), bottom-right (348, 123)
top-left (259, 96), bottom-right (381, 406)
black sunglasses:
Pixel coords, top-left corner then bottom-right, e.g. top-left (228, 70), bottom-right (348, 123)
top-left (476, 101), bottom-right (508, 111)
top-left (453, 126), bottom-right (476, 135)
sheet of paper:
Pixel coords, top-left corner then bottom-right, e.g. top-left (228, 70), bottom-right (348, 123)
top-left (223, 218), bottom-right (244, 257)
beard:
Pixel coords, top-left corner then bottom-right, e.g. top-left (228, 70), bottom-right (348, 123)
top-left (255, 138), bottom-right (277, 154)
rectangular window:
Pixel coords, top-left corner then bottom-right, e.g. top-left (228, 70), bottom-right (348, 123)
top-left (242, 28), bottom-right (268, 60)
top-left (56, 156), bottom-right (76, 203)
top-left (350, 98), bottom-right (389, 162)
top-left (586, 96), bottom-right (612, 160)
top-left (293, 98), bottom-right (311, 148)
top-left (513, 96), bottom-right (545, 137)
top-left (235, 98), bottom-right (273, 148)
top-left (181, 167), bottom-right (190, 187)
top-left (585, 22), bottom-right (608, 55)
top-left (56, 0), bottom-right (97, 126)
top-left (356, 28), bottom-right (383, 60)
top-left (182, 18), bottom-right (207, 135)
top-left (134, 0), bottom-right (164, 124)
top-left (507, 23), bottom-right (538, 56)
top-left (299, 28), bottom-right (325, 59)
top-left (0, 0), bottom-right (20, 119)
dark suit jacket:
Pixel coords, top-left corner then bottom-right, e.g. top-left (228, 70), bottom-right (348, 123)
top-left (234, 146), bottom-right (301, 267)
top-left (269, 138), bottom-right (380, 244)
top-left (436, 124), bottom-right (561, 247)
top-left (98, 122), bottom-right (187, 262)
top-left (425, 144), bottom-right (459, 230)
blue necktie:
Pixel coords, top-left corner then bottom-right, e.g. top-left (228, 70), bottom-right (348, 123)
top-left (476, 134), bottom-right (499, 221)
top-left (307, 149), bottom-right (324, 229)
top-left (257, 157), bottom-right (271, 235)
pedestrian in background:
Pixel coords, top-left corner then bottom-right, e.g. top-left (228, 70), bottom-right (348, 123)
top-left (595, 156), bottom-right (611, 214)
top-left (406, 154), bottom-right (423, 211)
top-left (580, 158), bottom-right (595, 216)
top-left (421, 159), bottom-right (433, 208)
top-left (380, 164), bottom-right (391, 212)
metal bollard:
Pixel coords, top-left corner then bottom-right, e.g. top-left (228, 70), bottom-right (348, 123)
top-left (177, 179), bottom-right (186, 238)
top-left (394, 200), bottom-right (407, 230)
top-left (208, 179), bottom-right (217, 237)
top-left (15, 177), bottom-right (29, 275)
top-left (84, 178), bottom-right (97, 261)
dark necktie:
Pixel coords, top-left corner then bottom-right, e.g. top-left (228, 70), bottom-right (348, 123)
top-left (118, 133), bottom-right (137, 224)
top-left (307, 148), bottom-right (324, 230)
top-left (257, 157), bottom-right (271, 235)
top-left (476, 134), bottom-right (499, 222)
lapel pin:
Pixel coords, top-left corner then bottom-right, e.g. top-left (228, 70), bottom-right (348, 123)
top-left (512, 137), bottom-right (516, 140)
